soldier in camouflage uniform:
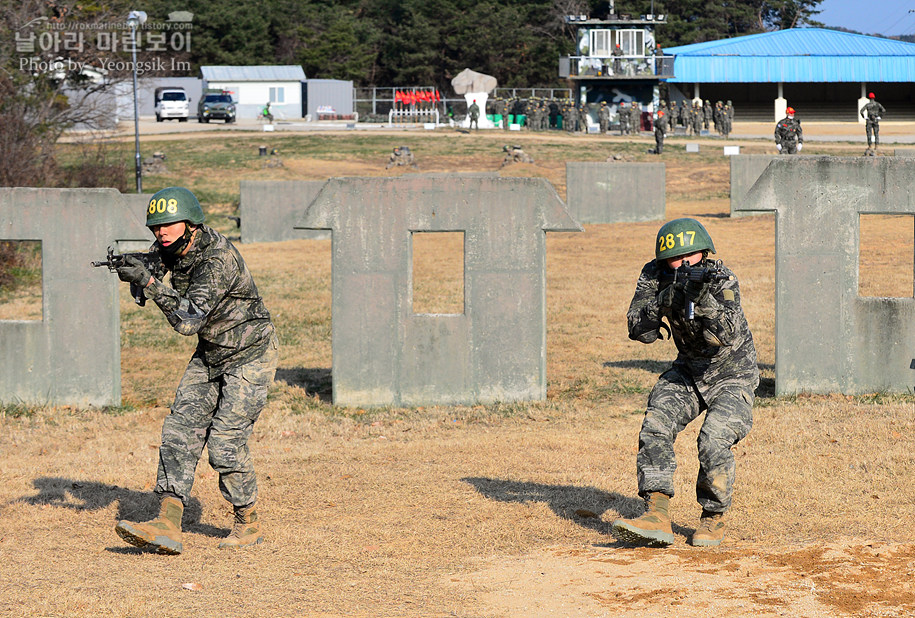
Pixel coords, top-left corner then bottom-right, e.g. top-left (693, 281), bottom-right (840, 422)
top-left (565, 102), bottom-right (579, 133)
top-left (611, 218), bottom-right (758, 547)
top-left (774, 107), bottom-right (803, 154)
top-left (598, 101), bottom-right (611, 134)
top-left (114, 187), bottom-right (278, 555)
top-left (619, 102), bottom-right (630, 135)
top-left (629, 101), bottom-right (641, 133)
top-left (468, 99), bottom-right (480, 130)
top-left (703, 100), bottom-right (712, 130)
top-left (653, 109), bottom-right (668, 155)
top-left (860, 92), bottom-right (886, 151)
top-left (691, 102), bottom-right (702, 136)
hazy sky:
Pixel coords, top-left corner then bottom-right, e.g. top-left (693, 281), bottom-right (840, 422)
top-left (815, 0), bottom-right (915, 36)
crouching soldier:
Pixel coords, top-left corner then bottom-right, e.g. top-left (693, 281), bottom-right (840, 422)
top-left (501, 144), bottom-right (534, 167)
top-left (612, 218), bottom-right (758, 547)
top-left (113, 187), bottom-right (278, 554)
top-left (386, 146), bottom-right (417, 169)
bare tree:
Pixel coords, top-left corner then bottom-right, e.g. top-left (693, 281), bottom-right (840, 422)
top-left (0, 1), bottom-right (132, 186)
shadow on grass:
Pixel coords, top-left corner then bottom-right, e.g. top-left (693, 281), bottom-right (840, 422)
top-left (17, 477), bottom-right (228, 541)
top-left (462, 477), bottom-right (696, 544)
top-left (275, 367), bottom-right (333, 402)
top-left (603, 359), bottom-right (669, 374)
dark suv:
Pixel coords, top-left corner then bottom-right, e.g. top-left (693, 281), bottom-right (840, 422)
top-left (197, 93), bottom-right (236, 123)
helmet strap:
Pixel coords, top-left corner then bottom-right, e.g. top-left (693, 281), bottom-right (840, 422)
top-left (158, 223), bottom-right (196, 258)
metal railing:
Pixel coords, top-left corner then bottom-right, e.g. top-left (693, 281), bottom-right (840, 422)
top-left (560, 55), bottom-right (674, 78)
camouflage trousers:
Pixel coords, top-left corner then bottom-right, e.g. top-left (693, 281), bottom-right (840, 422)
top-left (866, 120), bottom-right (880, 146)
top-left (155, 333), bottom-right (278, 507)
top-left (636, 367), bottom-right (755, 513)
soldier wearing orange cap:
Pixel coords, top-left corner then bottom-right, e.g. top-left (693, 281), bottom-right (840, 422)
top-left (774, 107), bottom-right (803, 154)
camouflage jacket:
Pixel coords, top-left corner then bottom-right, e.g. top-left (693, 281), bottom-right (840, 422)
top-left (627, 259), bottom-right (759, 392)
top-left (860, 100), bottom-right (885, 122)
top-left (145, 225), bottom-right (274, 377)
top-left (774, 117), bottom-right (803, 145)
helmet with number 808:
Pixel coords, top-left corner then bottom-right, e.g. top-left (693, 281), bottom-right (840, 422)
top-left (655, 217), bottom-right (716, 261)
top-left (145, 186), bottom-right (205, 227)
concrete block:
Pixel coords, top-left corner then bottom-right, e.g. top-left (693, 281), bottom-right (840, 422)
top-left (723, 146), bottom-right (740, 156)
top-left (0, 188), bottom-right (149, 407)
top-left (297, 176), bottom-right (582, 407)
top-left (893, 149), bottom-right (915, 157)
top-left (730, 155), bottom-right (825, 217)
top-left (686, 143), bottom-right (700, 153)
top-left (239, 180), bottom-right (330, 243)
top-left (730, 155), bottom-right (778, 217)
top-left (565, 162), bottom-right (665, 224)
top-left (739, 156), bottom-right (915, 395)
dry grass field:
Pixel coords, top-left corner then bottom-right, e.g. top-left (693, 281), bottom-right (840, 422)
top-left (1, 128), bottom-right (914, 617)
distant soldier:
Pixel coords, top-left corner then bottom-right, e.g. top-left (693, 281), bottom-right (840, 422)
top-left (501, 98), bottom-right (512, 130)
top-left (860, 92), bottom-right (886, 151)
top-left (653, 110), bottom-right (668, 155)
top-left (703, 100), bottom-right (712, 130)
top-left (468, 100), bottom-right (480, 130)
top-left (679, 101), bottom-right (690, 129)
top-left (619, 103), bottom-right (631, 135)
top-left (668, 101), bottom-right (679, 128)
top-left (691, 102), bottom-right (703, 136)
top-left (721, 102), bottom-right (732, 138)
top-left (598, 101), bottom-right (611, 134)
top-left (566, 103), bottom-right (579, 133)
top-left (713, 101), bottom-right (724, 135)
top-left (630, 101), bottom-right (641, 133)
top-left (652, 45), bottom-right (664, 74)
top-left (386, 146), bottom-right (417, 169)
top-left (501, 144), bottom-right (534, 167)
top-left (774, 107), bottom-right (803, 154)
top-left (580, 103), bottom-right (590, 133)
top-left (726, 100), bottom-right (735, 126)
top-left (612, 43), bottom-right (624, 74)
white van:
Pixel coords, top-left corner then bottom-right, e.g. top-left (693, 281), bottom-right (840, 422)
top-left (154, 87), bottom-right (189, 122)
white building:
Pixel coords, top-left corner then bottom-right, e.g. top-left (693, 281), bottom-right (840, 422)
top-left (200, 65), bottom-right (306, 120)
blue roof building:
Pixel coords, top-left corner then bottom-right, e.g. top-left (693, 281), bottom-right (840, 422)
top-left (665, 28), bottom-right (915, 121)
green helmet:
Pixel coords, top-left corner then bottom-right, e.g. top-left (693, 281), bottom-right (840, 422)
top-left (146, 187), bottom-right (205, 227)
top-left (655, 218), bottom-right (716, 260)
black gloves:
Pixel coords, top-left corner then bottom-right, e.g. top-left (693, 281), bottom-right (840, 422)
top-left (684, 279), bottom-right (709, 304)
top-left (657, 283), bottom-right (685, 309)
top-left (116, 255), bottom-right (152, 287)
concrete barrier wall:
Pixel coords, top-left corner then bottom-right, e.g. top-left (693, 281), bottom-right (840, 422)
top-left (893, 149), bottom-right (915, 157)
top-left (729, 155), bottom-right (778, 217)
top-left (730, 155), bottom-right (826, 217)
top-left (298, 176), bottom-right (582, 407)
top-left (565, 162), bottom-right (665, 224)
top-left (0, 188), bottom-right (149, 406)
top-left (239, 180), bottom-right (329, 243)
top-left (739, 157), bottom-right (915, 395)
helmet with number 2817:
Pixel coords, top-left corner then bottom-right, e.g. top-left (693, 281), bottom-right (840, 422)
top-left (655, 217), bottom-right (716, 261)
top-left (145, 186), bottom-right (205, 228)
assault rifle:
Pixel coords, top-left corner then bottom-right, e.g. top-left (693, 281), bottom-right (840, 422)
top-left (659, 259), bottom-right (732, 320)
top-left (91, 246), bottom-right (160, 306)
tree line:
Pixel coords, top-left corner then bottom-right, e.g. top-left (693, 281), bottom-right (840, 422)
top-left (0, 0), bottom-right (825, 189)
top-left (147, 0), bottom-right (824, 89)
